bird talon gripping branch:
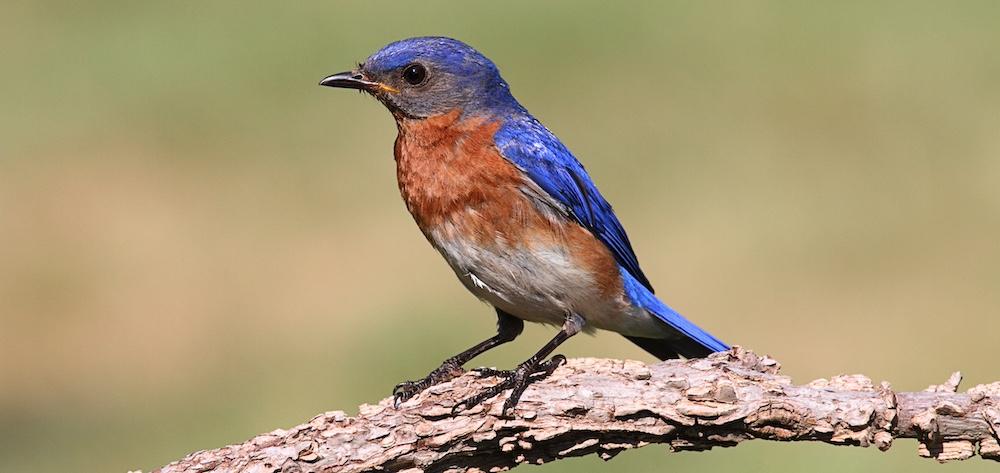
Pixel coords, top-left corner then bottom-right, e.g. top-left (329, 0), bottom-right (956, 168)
top-left (321, 37), bottom-right (730, 415)
top-left (392, 359), bottom-right (466, 406)
top-left (452, 356), bottom-right (564, 416)
top-left (470, 367), bottom-right (510, 378)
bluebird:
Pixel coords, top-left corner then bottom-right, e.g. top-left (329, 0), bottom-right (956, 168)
top-left (320, 37), bottom-right (729, 414)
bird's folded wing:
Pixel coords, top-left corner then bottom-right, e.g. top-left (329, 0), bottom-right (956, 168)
top-left (494, 117), bottom-right (653, 292)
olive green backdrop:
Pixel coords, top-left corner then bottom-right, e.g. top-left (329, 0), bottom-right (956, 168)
top-left (2, 1), bottom-right (998, 472)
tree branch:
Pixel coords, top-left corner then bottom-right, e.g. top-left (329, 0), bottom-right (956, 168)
top-left (151, 348), bottom-right (1000, 472)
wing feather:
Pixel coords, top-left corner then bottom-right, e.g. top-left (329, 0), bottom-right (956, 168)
top-left (494, 117), bottom-right (654, 291)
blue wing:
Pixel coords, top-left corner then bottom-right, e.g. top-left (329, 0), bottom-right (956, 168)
top-left (494, 115), bottom-right (729, 358)
top-left (494, 116), bottom-right (653, 291)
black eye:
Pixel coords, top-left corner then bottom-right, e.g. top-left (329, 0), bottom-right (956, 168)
top-left (402, 63), bottom-right (427, 85)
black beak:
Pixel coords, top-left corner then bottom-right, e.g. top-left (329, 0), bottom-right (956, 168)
top-left (319, 71), bottom-right (380, 91)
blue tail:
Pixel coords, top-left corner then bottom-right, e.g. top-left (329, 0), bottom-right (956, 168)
top-left (619, 267), bottom-right (729, 359)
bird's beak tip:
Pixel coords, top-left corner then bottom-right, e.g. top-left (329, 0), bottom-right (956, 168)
top-left (319, 71), bottom-right (373, 90)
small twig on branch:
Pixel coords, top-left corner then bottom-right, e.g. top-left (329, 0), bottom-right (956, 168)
top-left (151, 347), bottom-right (1000, 472)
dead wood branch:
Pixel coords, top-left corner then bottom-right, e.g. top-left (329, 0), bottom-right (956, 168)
top-left (152, 348), bottom-right (1000, 472)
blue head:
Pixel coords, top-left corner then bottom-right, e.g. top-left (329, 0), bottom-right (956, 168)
top-left (321, 37), bottom-right (522, 119)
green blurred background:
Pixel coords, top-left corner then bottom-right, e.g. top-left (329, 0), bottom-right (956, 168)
top-left (2, 1), bottom-right (998, 472)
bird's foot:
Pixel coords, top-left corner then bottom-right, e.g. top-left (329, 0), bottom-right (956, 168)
top-left (392, 359), bottom-right (465, 407)
top-left (453, 354), bottom-right (566, 416)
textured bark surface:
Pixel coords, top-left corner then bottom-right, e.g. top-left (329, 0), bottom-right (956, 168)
top-left (152, 348), bottom-right (1000, 473)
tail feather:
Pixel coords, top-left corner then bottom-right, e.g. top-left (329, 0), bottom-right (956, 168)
top-left (624, 334), bottom-right (718, 360)
top-left (619, 266), bottom-right (729, 359)
top-left (624, 335), bottom-right (682, 360)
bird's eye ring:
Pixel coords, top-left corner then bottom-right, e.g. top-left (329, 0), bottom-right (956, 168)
top-left (402, 63), bottom-right (427, 86)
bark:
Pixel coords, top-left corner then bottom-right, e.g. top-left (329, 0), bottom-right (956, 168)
top-left (151, 348), bottom-right (1000, 473)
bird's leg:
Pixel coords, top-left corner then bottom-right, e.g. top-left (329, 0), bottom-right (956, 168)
top-left (393, 309), bottom-right (523, 407)
top-left (454, 312), bottom-right (583, 416)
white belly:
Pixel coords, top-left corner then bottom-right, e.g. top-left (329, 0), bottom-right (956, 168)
top-left (428, 228), bottom-right (670, 338)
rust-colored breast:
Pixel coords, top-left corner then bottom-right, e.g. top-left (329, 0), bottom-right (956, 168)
top-left (393, 110), bottom-right (623, 297)
top-left (395, 110), bottom-right (521, 232)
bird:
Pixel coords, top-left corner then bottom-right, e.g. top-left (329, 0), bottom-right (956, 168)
top-left (320, 37), bottom-right (729, 415)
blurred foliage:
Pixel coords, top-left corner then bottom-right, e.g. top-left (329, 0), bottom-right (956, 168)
top-left (1, 1), bottom-right (999, 472)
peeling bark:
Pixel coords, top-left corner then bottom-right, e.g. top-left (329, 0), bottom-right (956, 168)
top-left (151, 348), bottom-right (1000, 473)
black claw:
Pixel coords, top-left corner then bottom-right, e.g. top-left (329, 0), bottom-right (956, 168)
top-left (392, 380), bottom-right (424, 407)
top-left (471, 366), bottom-right (511, 378)
top-left (393, 381), bottom-right (421, 407)
top-left (539, 354), bottom-right (566, 375)
top-left (392, 360), bottom-right (464, 407)
top-left (453, 354), bottom-right (565, 416)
